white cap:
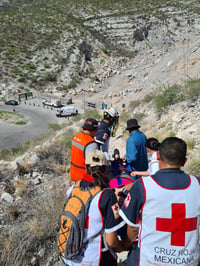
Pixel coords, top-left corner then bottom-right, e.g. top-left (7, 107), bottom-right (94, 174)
top-left (86, 150), bottom-right (107, 167)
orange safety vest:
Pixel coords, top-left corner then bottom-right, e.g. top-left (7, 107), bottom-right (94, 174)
top-left (70, 131), bottom-right (95, 181)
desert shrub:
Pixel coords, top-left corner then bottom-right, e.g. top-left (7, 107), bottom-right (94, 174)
top-left (64, 76), bottom-right (80, 90)
top-left (37, 141), bottom-right (67, 174)
top-left (134, 112), bottom-right (145, 122)
top-left (186, 78), bottom-right (200, 99)
top-left (14, 178), bottom-right (29, 197)
top-left (48, 123), bottom-right (62, 131)
top-left (15, 120), bottom-right (27, 125)
top-left (0, 110), bottom-right (25, 124)
top-left (43, 72), bottom-right (57, 82)
top-left (62, 129), bottom-right (75, 151)
top-left (119, 111), bottom-right (131, 123)
top-left (168, 131), bottom-right (176, 137)
top-left (186, 138), bottom-right (195, 150)
top-left (128, 100), bottom-right (140, 111)
top-left (80, 109), bottom-right (101, 120)
top-left (185, 156), bottom-right (200, 176)
top-left (102, 47), bottom-right (111, 56)
top-left (11, 66), bottom-right (22, 76)
top-left (142, 93), bottom-right (154, 103)
top-left (5, 206), bottom-right (21, 220)
top-left (0, 180), bottom-right (66, 266)
top-left (24, 63), bottom-right (37, 70)
top-left (154, 85), bottom-right (185, 111)
top-left (0, 141), bottom-right (31, 161)
top-left (18, 76), bottom-right (27, 82)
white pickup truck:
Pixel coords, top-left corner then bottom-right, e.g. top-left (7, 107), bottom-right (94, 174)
top-left (56, 105), bottom-right (78, 117)
top-left (42, 99), bottom-right (62, 107)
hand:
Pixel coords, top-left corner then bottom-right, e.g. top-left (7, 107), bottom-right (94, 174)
top-left (114, 187), bottom-right (125, 207)
top-left (131, 171), bottom-right (137, 176)
top-left (114, 187), bottom-right (123, 199)
top-left (122, 157), bottom-right (126, 162)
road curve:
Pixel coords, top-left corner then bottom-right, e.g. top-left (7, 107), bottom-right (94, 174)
top-left (0, 101), bottom-right (60, 152)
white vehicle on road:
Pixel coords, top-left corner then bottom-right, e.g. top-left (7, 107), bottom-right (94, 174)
top-left (56, 105), bottom-right (78, 117)
top-left (42, 98), bottom-right (62, 107)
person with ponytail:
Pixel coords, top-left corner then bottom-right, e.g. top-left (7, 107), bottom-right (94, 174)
top-left (65, 150), bottom-right (128, 266)
top-left (131, 137), bottom-right (160, 177)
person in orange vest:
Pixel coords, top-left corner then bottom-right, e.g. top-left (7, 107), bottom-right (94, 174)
top-left (70, 118), bottom-right (99, 182)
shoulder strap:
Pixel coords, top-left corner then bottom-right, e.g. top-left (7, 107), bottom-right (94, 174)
top-left (83, 189), bottom-right (104, 246)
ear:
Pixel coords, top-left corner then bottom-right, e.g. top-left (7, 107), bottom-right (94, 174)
top-left (159, 159), bottom-right (165, 169)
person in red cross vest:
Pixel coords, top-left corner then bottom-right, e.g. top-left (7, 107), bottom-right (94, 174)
top-left (119, 137), bottom-right (200, 266)
top-left (65, 150), bottom-right (129, 266)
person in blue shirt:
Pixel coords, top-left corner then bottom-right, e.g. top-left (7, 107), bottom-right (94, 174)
top-left (124, 118), bottom-right (148, 173)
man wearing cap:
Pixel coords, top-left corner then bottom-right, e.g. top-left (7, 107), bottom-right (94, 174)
top-left (124, 118), bottom-right (148, 172)
top-left (70, 118), bottom-right (99, 182)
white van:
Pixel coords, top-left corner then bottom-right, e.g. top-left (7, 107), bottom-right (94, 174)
top-left (56, 105), bottom-right (78, 117)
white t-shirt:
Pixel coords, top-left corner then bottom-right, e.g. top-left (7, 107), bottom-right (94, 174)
top-left (148, 152), bottom-right (159, 175)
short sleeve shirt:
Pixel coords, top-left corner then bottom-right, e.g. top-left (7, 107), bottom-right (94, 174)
top-left (95, 120), bottom-right (111, 152)
top-left (81, 179), bottom-right (125, 232)
top-left (148, 151), bottom-right (159, 175)
top-left (119, 168), bottom-right (200, 227)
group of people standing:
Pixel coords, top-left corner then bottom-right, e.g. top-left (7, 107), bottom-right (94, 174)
top-left (65, 107), bottom-right (200, 266)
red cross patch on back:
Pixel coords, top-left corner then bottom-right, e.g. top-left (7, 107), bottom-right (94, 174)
top-left (156, 203), bottom-right (198, 246)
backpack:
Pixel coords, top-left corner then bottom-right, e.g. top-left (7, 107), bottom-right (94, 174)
top-left (57, 180), bottom-right (101, 260)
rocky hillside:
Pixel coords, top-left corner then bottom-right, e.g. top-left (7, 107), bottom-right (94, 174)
top-left (0, 0), bottom-right (199, 98)
top-left (0, 0), bottom-right (200, 265)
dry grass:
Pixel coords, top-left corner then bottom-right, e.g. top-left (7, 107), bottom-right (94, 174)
top-left (5, 206), bottom-right (21, 220)
top-left (0, 110), bottom-right (26, 124)
top-left (14, 178), bottom-right (29, 197)
top-left (0, 177), bottom-right (67, 265)
top-left (184, 153), bottom-right (200, 176)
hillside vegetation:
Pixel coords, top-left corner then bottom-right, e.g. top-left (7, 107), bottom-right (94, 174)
top-left (0, 0), bottom-right (200, 265)
top-left (0, 0), bottom-right (199, 96)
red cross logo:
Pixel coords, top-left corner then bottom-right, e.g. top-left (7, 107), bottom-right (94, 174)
top-left (112, 203), bottom-right (120, 219)
top-left (114, 205), bottom-right (119, 211)
top-left (156, 203), bottom-right (197, 246)
top-left (124, 193), bottom-right (131, 208)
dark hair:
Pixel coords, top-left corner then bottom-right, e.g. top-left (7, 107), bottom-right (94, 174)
top-left (86, 165), bottom-right (109, 189)
top-left (159, 137), bottom-right (187, 166)
top-left (146, 138), bottom-right (160, 151)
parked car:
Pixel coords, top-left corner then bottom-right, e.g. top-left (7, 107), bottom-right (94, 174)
top-left (5, 100), bottom-right (19, 105)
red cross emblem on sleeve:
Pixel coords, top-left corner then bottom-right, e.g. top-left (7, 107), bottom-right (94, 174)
top-left (112, 203), bottom-right (120, 219)
top-left (156, 203), bottom-right (198, 246)
top-left (124, 193), bottom-right (131, 208)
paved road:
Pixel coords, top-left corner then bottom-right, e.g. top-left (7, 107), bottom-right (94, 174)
top-left (0, 100), bottom-right (60, 152)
